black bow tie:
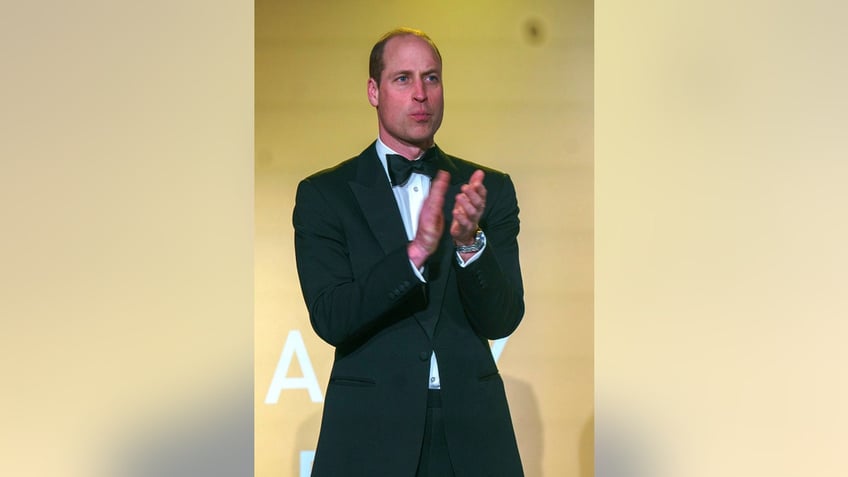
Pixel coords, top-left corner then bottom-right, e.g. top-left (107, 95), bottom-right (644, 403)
top-left (386, 148), bottom-right (438, 186)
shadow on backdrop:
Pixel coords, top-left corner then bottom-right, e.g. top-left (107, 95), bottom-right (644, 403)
top-left (112, 380), bottom-right (253, 477)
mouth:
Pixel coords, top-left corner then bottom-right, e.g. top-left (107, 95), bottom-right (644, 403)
top-left (410, 112), bottom-right (431, 122)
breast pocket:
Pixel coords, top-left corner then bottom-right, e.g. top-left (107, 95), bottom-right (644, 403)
top-left (477, 370), bottom-right (501, 382)
top-left (329, 375), bottom-right (377, 387)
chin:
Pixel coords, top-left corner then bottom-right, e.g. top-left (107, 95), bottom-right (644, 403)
top-left (409, 130), bottom-right (437, 143)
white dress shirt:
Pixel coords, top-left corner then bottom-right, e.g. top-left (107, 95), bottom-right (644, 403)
top-left (375, 138), bottom-right (485, 389)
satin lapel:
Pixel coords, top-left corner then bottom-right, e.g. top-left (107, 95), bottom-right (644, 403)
top-left (348, 145), bottom-right (409, 256)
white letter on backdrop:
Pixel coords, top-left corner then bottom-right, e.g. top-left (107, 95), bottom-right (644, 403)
top-left (265, 330), bottom-right (323, 403)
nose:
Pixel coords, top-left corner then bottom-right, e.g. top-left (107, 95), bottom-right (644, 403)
top-left (412, 79), bottom-right (427, 102)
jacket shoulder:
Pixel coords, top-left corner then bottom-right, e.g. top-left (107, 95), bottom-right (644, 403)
top-left (301, 156), bottom-right (358, 186)
top-left (300, 142), bottom-right (378, 187)
top-left (443, 152), bottom-right (513, 185)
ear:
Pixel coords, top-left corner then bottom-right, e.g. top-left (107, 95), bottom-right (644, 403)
top-left (367, 78), bottom-right (379, 107)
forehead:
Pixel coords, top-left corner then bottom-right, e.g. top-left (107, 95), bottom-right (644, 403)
top-left (382, 35), bottom-right (441, 73)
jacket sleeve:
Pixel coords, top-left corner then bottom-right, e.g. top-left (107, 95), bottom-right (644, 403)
top-left (454, 173), bottom-right (525, 339)
top-left (293, 178), bottom-right (426, 347)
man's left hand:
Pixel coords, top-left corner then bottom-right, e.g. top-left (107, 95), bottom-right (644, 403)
top-left (451, 169), bottom-right (486, 245)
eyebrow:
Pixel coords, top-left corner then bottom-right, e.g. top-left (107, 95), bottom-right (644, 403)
top-left (390, 68), bottom-right (441, 77)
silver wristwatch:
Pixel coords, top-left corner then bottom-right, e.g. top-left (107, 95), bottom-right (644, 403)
top-left (455, 228), bottom-right (486, 253)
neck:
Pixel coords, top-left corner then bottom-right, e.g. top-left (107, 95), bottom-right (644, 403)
top-left (378, 135), bottom-right (433, 160)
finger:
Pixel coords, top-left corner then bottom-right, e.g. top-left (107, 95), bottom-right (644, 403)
top-left (425, 170), bottom-right (451, 213)
top-left (459, 186), bottom-right (485, 210)
top-left (467, 171), bottom-right (486, 202)
top-left (463, 171), bottom-right (487, 203)
top-left (450, 220), bottom-right (463, 239)
top-left (469, 169), bottom-right (485, 186)
top-left (475, 181), bottom-right (487, 203)
top-left (450, 215), bottom-right (471, 238)
top-left (451, 206), bottom-right (475, 234)
top-left (430, 170), bottom-right (451, 198)
top-left (425, 188), bottom-right (445, 213)
top-left (455, 191), bottom-right (485, 221)
top-left (452, 203), bottom-right (468, 222)
top-left (424, 181), bottom-right (448, 214)
top-left (451, 205), bottom-right (467, 225)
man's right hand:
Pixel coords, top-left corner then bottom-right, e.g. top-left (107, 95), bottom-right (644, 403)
top-left (408, 170), bottom-right (450, 268)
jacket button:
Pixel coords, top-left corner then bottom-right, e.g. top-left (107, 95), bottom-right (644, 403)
top-left (419, 351), bottom-right (430, 361)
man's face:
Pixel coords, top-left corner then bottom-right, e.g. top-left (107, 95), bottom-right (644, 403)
top-left (368, 35), bottom-right (444, 155)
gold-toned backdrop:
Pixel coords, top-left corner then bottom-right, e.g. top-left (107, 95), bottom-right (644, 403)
top-left (254, 1), bottom-right (594, 476)
top-left (5, 1), bottom-right (848, 477)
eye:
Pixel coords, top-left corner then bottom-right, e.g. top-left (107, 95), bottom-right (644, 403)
top-left (426, 74), bottom-right (440, 83)
top-left (395, 75), bottom-right (409, 83)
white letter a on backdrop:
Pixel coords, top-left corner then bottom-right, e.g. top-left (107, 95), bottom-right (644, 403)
top-left (265, 330), bottom-right (323, 404)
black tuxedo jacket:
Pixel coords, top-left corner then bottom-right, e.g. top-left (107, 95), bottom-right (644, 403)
top-left (293, 143), bottom-right (525, 476)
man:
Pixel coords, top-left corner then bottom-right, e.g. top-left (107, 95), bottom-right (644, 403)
top-left (293, 28), bottom-right (525, 476)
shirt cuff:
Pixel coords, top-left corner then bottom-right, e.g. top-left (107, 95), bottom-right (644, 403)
top-left (409, 260), bottom-right (427, 282)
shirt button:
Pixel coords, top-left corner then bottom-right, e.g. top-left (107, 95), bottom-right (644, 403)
top-left (419, 351), bottom-right (429, 361)
top-left (430, 377), bottom-right (436, 383)
top-left (413, 186), bottom-right (419, 192)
